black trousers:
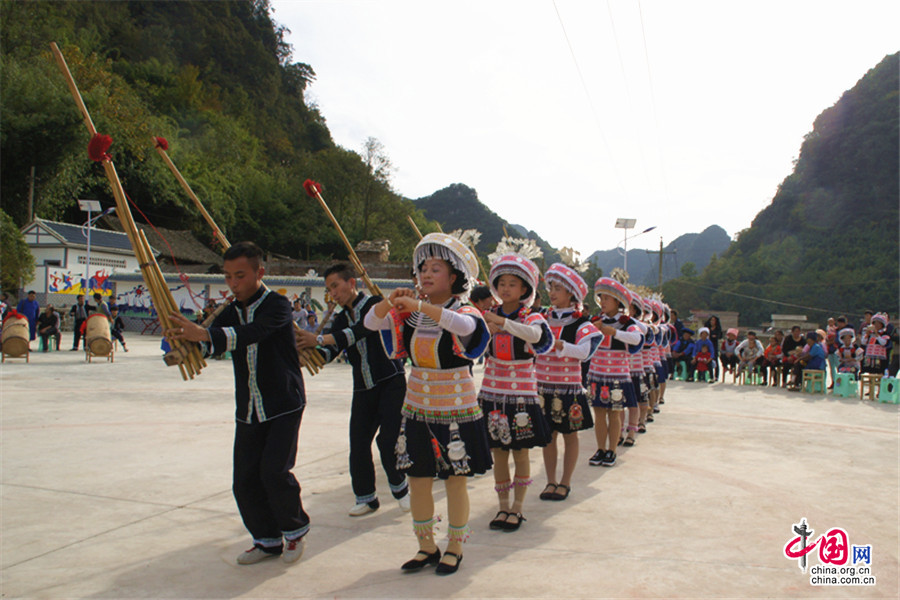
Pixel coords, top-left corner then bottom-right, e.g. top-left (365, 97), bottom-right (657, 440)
top-left (349, 374), bottom-right (408, 504)
top-left (72, 318), bottom-right (86, 349)
top-left (233, 409), bottom-right (310, 549)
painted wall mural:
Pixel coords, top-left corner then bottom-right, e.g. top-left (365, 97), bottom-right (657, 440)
top-left (48, 268), bottom-right (113, 296)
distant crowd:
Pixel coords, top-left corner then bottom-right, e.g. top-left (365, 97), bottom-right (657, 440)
top-left (1, 291), bottom-right (128, 352)
top-left (668, 311), bottom-right (898, 389)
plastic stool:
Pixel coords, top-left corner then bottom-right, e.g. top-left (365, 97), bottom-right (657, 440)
top-left (859, 373), bottom-right (882, 401)
top-left (832, 373), bottom-right (858, 398)
top-left (39, 337), bottom-right (59, 352)
top-left (801, 370), bottom-right (826, 394)
top-left (674, 362), bottom-right (687, 381)
top-left (877, 377), bottom-right (899, 404)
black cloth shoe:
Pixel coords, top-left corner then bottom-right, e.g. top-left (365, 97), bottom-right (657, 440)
top-left (435, 552), bottom-right (463, 575)
top-left (589, 449), bottom-right (605, 466)
top-left (401, 548), bottom-right (441, 571)
top-left (502, 513), bottom-right (526, 531)
top-left (489, 511), bottom-right (510, 529)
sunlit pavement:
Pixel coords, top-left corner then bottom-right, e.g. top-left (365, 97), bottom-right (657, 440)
top-left (1, 336), bottom-right (897, 598)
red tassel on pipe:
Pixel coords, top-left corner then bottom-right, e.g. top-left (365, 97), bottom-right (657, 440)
top-left (303, 179), bottom-right (322, 197)
top-left (154, 136), bottom-right (169, 150)
top-left (88, 133), bottom-right (113, 162)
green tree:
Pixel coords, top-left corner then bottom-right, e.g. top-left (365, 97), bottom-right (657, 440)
top-left (0, 209), bottom-right (34, 292)
top-left (680, 262), bottom-right (698, 278)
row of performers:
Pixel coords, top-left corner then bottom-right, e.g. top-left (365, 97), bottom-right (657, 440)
top-left (168, 234), bottom-right (678, 574)
top-left (302, 233), bottom-right (678, 575)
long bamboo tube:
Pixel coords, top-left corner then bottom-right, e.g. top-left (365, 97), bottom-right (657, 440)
top-left (50, 42), bottom-right (201, 380)
top-left (153, 139), bottom-right (230, 250)
top-left (304, 183), bottom-right (383, 297)
top-left (406, 216), bottom-right (423, 239)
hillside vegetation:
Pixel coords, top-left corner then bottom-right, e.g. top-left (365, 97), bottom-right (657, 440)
top-left (663, 53), bottom-right (899, 324)
top-left (0, 0), bottom-right (433, 262)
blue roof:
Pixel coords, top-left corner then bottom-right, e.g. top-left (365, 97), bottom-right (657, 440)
top-left (33, 219), bottom-right (135, 253)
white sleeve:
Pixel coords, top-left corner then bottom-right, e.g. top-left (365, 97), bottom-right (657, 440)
top-left (613, 328), bottom-right (641, 346)
top-left (439, 308), bottom-right (477, 336)
top-left (501, 317), bottom-right (542, 343)
top-left (364, 309), bottom-right (391, 331)
top-left (557, 337), bottom-right (592, 360)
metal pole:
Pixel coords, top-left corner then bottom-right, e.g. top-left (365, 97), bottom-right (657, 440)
top-left (623, 226), bottom-right (630, 273)
top-left (658, 237), bottom-right (664, 291)
top-left (28, 166), bottom-right (35, 221)
top-left (85, 207), bottom-right (92, 296)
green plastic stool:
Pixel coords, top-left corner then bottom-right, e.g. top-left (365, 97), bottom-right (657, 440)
top-left (833, 373), bottom-right (858, 398)
top-left (674, 362), bottom-right (687, 381)
top-left (878, 377), bottom-right (899, 404)
top-left (38, 337), bottom-right (58, 352)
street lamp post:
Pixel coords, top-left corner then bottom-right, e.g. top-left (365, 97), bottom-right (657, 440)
top-left (78, 200), bottom-right (115, 295)
top-left (614, 218), bottom-right (657, 274)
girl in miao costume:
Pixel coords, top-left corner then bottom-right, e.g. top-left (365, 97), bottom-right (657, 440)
top-left (623, 291), bottom-right (648, 444)
top-left (536, 263), bottom-right (601, 501)
top-left (364, 233), bottom-right (491, 575)
top-left (835, 327), bottom-right (863, 377)
top-left (586, 278), bottom-right (643, 467)
top-left (861, 313), bottom-right (892, 374)
top-left (479, 254), bottom-right (554, 530)
top-left (640, 297), bottom-right (661, 423)
top-left (651, 300), bottom-right (670, 405)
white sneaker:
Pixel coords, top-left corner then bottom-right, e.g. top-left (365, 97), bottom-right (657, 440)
top-left (282, 537), bottom-right (305, 564)
top-left (348, 502), bottom-right (378, 517)
top-left (236, 546), bottom-right (279, 565)
top-left (397, 494), bottom-right (411, 512)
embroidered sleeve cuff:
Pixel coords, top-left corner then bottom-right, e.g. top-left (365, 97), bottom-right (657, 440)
top-left (331, 327), bottom-right (355, 350)
top-left (207, 326), bottom-right (238, 355)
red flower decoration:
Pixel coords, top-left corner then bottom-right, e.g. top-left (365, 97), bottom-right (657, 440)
top-left (303, 179), bottom-right (322, 197)
top-left (618, 315), bottom-right (630, 325)
top-left (154, 137), bottom-right (169, 150)
top-left (3, 308), bottom-right (22, 324)
top-left (87, 133), bottom-right (113, 162)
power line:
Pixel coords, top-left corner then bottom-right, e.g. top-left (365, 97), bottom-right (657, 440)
top-left (666, 278), bottom-right (875, 318)
top-left (604, 0), bottom-right (651, 184)
top-left (551, 0), bottom-right (628, 198)
top-left (636, 0), bottom-right (670, 202)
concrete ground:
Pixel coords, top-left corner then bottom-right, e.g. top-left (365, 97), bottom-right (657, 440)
top-left (1, 335), bottom-right (897, 599)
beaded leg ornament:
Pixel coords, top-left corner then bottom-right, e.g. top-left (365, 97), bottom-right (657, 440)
top-left (446, 422), bottom-right (471, 475)
top-left (512, 400), bottom-right (534, 440)
top-left (447, 524), bottom-right (470, 545)
top-left (568, 401), bottom-right (584, 430)
top-left (494, 480), bottom-right (513, 493)
top-left (513, 475), bottom-right (533, 488)
top-left (395, 417), bottom-right (413, 470)
top-left (413, 516), bottom-right (441, 540)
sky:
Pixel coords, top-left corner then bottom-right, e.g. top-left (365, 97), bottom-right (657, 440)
top-left (271, 0), bottom-right (899, 259)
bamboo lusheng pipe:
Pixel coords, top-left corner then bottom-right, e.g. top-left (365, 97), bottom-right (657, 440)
top-left (150, 138), bottom-right (325, 375)
top-left (407, 216), bottom-right (423, 239)
top-left (141, 230), bottom-right (205, 378)
top-left (302, 180), bottom-right (383, 298)
top-left (50, 42), bottom-right (202, 380)
top-left (152, 139), bottom-right (230, 250)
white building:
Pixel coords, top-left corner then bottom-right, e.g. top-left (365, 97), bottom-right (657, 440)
top-left (20, 218), bottom-right (147, 302)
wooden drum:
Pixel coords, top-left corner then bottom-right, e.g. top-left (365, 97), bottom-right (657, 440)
top-left (1, 314), bottom-right (30, 360)
top-left (85, 313), bottom-right (113, 359)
